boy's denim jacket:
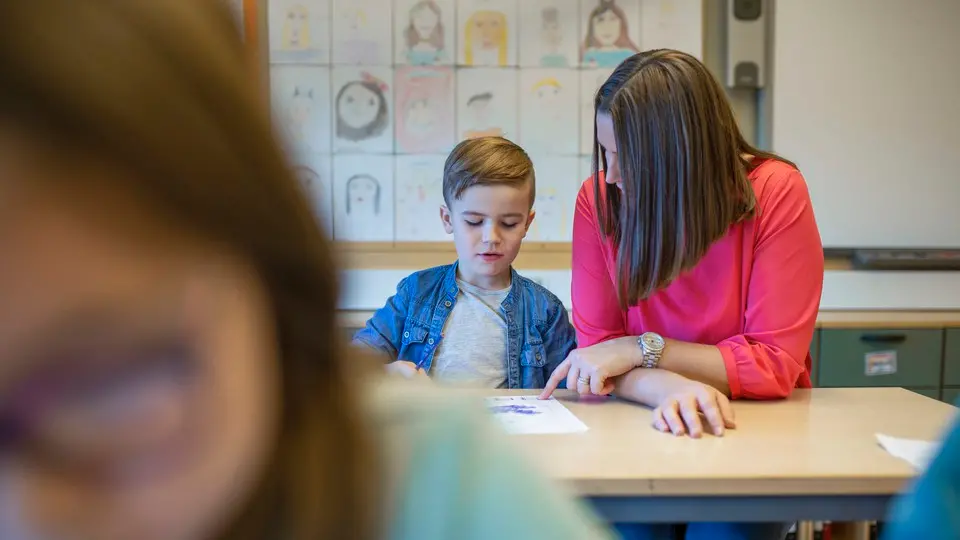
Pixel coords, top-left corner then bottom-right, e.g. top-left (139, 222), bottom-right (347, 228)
top-left (352, 263), bottom-right (576, 389)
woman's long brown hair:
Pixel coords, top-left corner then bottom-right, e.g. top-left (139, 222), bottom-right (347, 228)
top-left (0, 1), bottom-right (375, 539)
top-left (592, 49), bottom-right (796, 307)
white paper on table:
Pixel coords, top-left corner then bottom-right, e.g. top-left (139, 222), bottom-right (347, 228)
top-left (875, 433), bottom-right (940, 471)
top-left (485, 396), bottom-right (588, 434)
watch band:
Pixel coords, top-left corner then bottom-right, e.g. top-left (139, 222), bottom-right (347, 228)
top-left (638, 332), bottom-right (665, 368)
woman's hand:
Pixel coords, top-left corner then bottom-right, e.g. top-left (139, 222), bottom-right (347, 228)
top-left (539, 337), bottom-right (640, 398)
top-left (385, 360), bottom-right (429, 380)
top-left (649, 371), bottom-right (736, 438)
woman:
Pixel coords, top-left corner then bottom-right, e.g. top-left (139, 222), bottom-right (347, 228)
top-left (0, 2), bottom-right (614, 540)
top-left (541, 50), bottom-right (824, 539)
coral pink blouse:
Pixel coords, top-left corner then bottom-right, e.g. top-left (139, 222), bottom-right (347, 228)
top-left (572, 159), bottom-right (824, 399)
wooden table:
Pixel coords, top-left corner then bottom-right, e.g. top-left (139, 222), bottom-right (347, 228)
top-left (484, 388), bottom-right (957, 533)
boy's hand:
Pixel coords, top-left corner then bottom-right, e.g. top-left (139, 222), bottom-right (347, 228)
top-left (385, 360), bottom-right (429, 380)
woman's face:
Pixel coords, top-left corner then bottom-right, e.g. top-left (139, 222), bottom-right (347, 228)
top-left (592, 9), bottom-right (622, 47)
top-left (0, 136), bottom-right (279, 540)
top-left (348, 176), bottom-right (378, 210)
top-left (338, 83), bottom-right (380, 131)
top-left (412, 5), bottom-right (439, 39)
top-left (595, 112), bottom-right (622, 190)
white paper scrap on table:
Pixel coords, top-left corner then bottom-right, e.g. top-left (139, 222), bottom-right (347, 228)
top-left (485, 395), bottom-right (588, 435)
top-left (875, 433), bottom-right (940, 471)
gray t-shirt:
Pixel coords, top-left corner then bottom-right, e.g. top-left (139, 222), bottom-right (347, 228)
top-left (429, 278), bottom-right (510, 388)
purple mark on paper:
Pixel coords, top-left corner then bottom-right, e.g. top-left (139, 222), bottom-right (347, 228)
top-left (490, 404), bottom-right (542, 415)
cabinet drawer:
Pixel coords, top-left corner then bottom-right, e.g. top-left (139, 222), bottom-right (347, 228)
top-left (809, 329), bottom-right (821, 387)
top-left (943, 387), bottom-right (960, 406)
top-left (944, 329), bottom-right (960, 386)
top-left (818, 328), bottom-right (943, 387)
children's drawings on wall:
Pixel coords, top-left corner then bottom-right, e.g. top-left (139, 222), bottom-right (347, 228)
top-left (332, 67), bottom-right (393, 153)
top-left (518, 0), bottom-right (579, 68)
top-left (292, 153), bottom-right (333, 235)
top-left (270, 65), bottom-right (331, 155)
top-left (331, 0), bottom-right (392, 65)
top-left (395, 0), bottom-right (454, 65)
top-left (456, 68), bottom-right (518, 141)
top-left (394, 67), bottom-right (456, 154)
top-left (639, 0), bottom-right (703, 59)
top-left (519, 69), bottom-right (579, 155)
top-left (268, 0), bottom-right (330, 64)
top-left (580, 0), bottom-right (641, 68)
top-left (394, 155), bottom-right (448, 241)
top-left (333, 155), bottom-right (394, 241)
top-left (527, 156), bottom-right (579, 241)
top-left (579, 68), bottom-right (613, 155)
top-left (457, 0), bottom-right (518, 66)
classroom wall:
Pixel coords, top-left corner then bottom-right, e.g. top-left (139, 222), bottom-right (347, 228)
top-left (259, 0), bottom-right (960, 311)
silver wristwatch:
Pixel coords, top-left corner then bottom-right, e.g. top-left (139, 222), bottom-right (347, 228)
top-left (638, 332), bottom-right (665, 368)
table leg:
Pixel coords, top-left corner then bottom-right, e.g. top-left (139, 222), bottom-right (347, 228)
top-left (831, 521), bottom-right (871, 540)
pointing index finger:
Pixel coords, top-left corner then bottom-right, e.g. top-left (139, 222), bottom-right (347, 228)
top-left (539, 359), bottom-right (570, 399)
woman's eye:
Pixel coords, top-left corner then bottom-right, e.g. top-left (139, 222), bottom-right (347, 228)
top-left (502, 222), bottom-right (519, 229)
top-left (465, 220), bottom-right (481, 227)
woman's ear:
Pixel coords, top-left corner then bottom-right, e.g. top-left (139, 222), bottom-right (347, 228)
top-left (440, 204), bottom-right (454, 234)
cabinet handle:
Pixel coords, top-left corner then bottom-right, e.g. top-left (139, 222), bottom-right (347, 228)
top-left (859, 333), bottom-right (907, 344)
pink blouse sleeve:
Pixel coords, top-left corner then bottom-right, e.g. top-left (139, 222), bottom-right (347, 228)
top-left (571, 180), bottom-right (627, 347)
top-left (718, 170), bottom-right (824, 400)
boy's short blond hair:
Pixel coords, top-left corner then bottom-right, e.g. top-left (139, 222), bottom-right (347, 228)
top-left (442, 137), bottom-right (536, 208)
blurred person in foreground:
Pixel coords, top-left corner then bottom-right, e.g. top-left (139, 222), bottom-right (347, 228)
top-left (0, 1), bottom-right (615, 539)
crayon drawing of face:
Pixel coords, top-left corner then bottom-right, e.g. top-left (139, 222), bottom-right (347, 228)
top-left (285, 86), bottom-right (314, 140)
top-left (282, 4), bottom-right (310, 49)
top-left (336, 78), bottom-right (389, 142)
top-left (470, 10), bottom-right (505, 49)
top-left (294, 166), bottom-right (319, 192)
top-left (410, 1), bottom-right (442, 42)
top-left (533, 78), bottom-right (561, 104)
top-left (467, 92), bottom-right (493, 126)
top-left (592, 8), bottom-right (622, 46)
top-left (405, 98), bottom-right (437, 134)
top-left (541, 7), bottom-right (561, 50)
top-left (346, 174), bottom-right (381, 215)
top-left (338, 6), bottom-right (368, 35)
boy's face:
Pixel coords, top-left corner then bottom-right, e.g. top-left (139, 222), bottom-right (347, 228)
top-left (441, 183), bottom-right (534, 289)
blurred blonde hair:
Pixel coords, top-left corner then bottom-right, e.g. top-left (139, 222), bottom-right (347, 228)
top-left (0, 1), bottom-right (376, 539)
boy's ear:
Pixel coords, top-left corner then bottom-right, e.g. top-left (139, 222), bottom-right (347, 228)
top-left (523, 209), bottom-right (536, 236)
top-left (440, 204), bottom-right (454, 234)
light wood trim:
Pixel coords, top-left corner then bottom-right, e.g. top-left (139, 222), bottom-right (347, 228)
top-left (336, 242), bottom-right (574, 269)
top-left (337, 310), bottom-right (960, 329)
top-left (470, 388), bottom-right (954, 496)
top-left (816, 311), bottom-right (960, 328)
top-left (336, 242), bottom-right (853, 271)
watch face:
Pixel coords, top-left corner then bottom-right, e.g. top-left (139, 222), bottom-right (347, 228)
top-left (641, 333), bottom-right (664, 351)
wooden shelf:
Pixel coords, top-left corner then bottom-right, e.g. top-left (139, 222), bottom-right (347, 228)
top-left (336, 242), bottom-right (854, 271)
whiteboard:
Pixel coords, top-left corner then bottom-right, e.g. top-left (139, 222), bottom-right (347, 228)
top-left (771, 0), bottom-right (960, 248)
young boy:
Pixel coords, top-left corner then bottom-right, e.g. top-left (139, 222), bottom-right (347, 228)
top-left (352, 137), bottom-right (576, 389)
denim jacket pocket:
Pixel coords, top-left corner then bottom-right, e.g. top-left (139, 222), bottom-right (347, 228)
top-left (520, 329), bottom-right (547, 368)
top-left (398, 322), bottom-right (431, 364)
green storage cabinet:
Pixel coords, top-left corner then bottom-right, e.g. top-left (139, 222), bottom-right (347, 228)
top-left (817, 328), bottom-right (943, 389)
top-left (809, 329), bottom-right (821, 387)
top-left (943, 328), bottom-right (960, 386)
top-left (943, 388), bottom-right (960, 406)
